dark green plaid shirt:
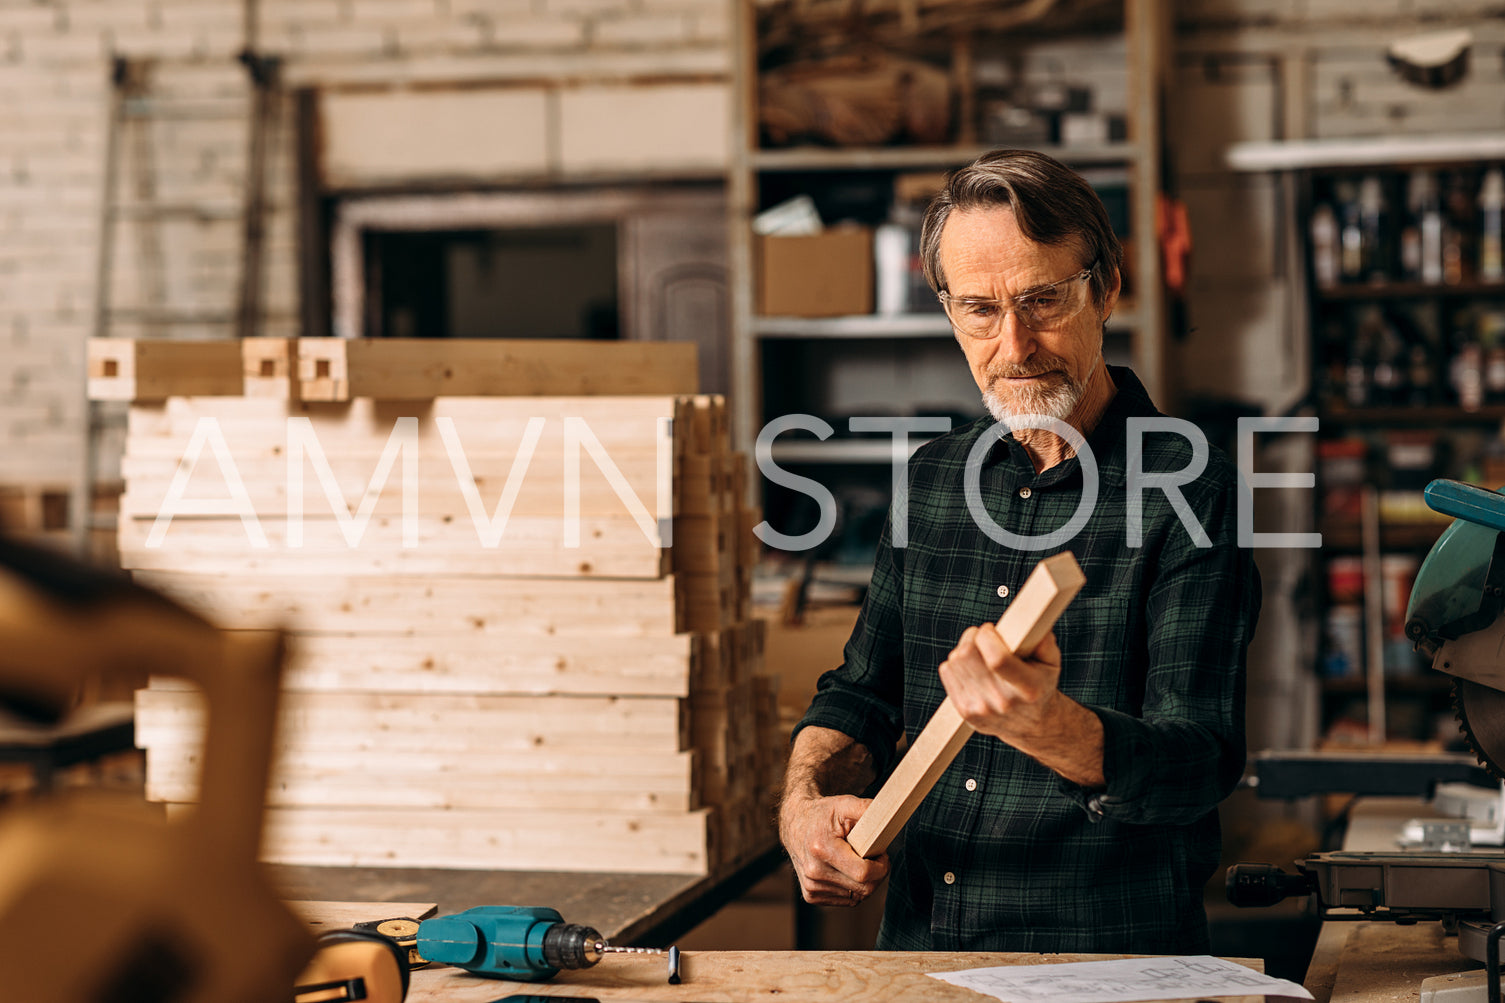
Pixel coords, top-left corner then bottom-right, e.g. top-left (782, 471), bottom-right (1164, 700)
top-left (795, 367), bottom-right (1261, 955)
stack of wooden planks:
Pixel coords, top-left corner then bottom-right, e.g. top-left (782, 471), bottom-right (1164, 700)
top-left (97, 337), bottom-right (782, 876)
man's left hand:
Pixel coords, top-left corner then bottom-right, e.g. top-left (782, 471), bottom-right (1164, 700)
top-left (938, 626), bottom-right (1106, 787)
top-left (940, 626), bottom-right (1065, 742)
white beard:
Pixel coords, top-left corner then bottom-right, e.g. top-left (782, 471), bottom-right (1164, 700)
top-left (981, 353), bottom-right (1102, 430)
top-left (982, 372), bottom-right (1083, 430)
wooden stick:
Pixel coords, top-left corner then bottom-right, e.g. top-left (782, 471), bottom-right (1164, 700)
top-left (846, 551), bottom-right (1086, 859)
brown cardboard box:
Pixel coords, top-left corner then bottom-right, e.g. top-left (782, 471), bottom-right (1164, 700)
top-left (758, 605), bottom-right (861, 718)
top-left (756, 228), bottom-right (874, 317)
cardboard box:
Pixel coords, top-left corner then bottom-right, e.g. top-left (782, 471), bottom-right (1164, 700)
top-left (756, 228), bottom-right (874, 317)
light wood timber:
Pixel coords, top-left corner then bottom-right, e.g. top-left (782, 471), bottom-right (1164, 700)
top-left (125, 395), bottom-right (686, 446)
top-left (118, 514), bottom-right (670, 579)
top-left (87, 339), bottom-right (245, 401)
top-left (273, 632), bottom-right (698, 698)
top-left (149, 759), bottom-right (700, 813)
top-left (230, 805), bottom-right (716, 874)
top-left (294, 338), bottom-right (699, 401)
top-left (404, 950), bottom-right (1265, 1002)
top-left (119, 460), bottom-right (675, 522)
top-left (845, 551), bottom-right (1086, 859)
top-left (146, 743), bottom-right (696, 786)
top-left (135, 688), bottom-right (690, 754)
top-left (130, 572), bottom-right (681, 636)
top-left (288, 900), bottom-right (438, 930)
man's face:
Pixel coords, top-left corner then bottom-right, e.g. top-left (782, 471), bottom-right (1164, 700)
top-left (936, 206), bottom-right (1119, 426)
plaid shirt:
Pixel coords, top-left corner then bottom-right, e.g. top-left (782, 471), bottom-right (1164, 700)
top-left (795, 366), bottom-right (1261, 954)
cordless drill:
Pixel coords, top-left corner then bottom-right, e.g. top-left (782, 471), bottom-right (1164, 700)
top-left (416, 905), bottom-right (660, 982)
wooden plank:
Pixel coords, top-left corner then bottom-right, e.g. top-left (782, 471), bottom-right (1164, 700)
top-left (288, 900), bottom-right (438, 929)
top-left (275, 632), bottom-right (698, 698)
top-left (119, 455), bottom-right (674, 521)
top-left (405, 950), bottom-right (1266, 1002)
top-left (88, 339), bottom-right (244, 401)
top-left (126, 394), bottom-right (683, 438)
top-left (846, 551), bottom-right (1086, 859)
top-left (118, 514), bottom-right (669, 579)
top-left (135, 689), bottom-right (690, 753)
top-left (149, 756), bottom-right (699, 813)
top-left (237, 805), bottom-right (716, 874)
top-left (149, 742), bottom-right (695, 780)
top-left (296, 338), bottom-right (700, 401)
top-left (128, 571), bottom-right (682, 636)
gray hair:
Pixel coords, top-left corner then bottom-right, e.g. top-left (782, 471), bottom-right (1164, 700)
top-left (919, 149), bottom-right (1124, 307)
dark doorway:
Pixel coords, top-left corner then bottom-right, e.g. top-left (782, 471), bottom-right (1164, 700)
top-left (362, 224), bottom-right (619, 340)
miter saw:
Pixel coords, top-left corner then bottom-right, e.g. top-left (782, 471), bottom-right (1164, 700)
top-left (1230, 479), bottom-right (1505, 1003)
top-left (1405, 479), bottom-right (1505, 781)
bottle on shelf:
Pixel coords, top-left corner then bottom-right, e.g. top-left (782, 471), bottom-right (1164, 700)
top-left (1442, 172), bottom-right (1474, 286)
top-left (1480, 167), bottom-right (1504, 283)
top-left (1408, 170), bottom-right (1445, 285)
top-left (1311, 202), bottom-right (1339, 289)
top-left (1406, 341), bottom-right (1434, 406)
top-left (1345, 317), bottom-right (1374, 408)
top-left (1484, 311), bottom-right (1505, 406)
top-left (1358, 175), bottom-right (1391, 284)
top-left (1452, 326), bottom-right (1485, 412)
top-left (1365, 308), bottom-right (1405, 405)
top-left (1337, 180), bottom-right (1364, 283)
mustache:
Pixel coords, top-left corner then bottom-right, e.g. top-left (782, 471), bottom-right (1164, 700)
top-left (986, 356), bottom-right (1075, 382)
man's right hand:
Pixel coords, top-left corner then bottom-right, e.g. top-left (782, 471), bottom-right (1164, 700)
top-left (779, 793), bottom-right (889, 906)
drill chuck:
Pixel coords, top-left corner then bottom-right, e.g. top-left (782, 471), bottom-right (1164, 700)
top-left (542, 922), bottom-right (605, 970)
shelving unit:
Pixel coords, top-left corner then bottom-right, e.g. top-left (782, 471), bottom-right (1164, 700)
top-left (1231, 132), bottom-right (1505, 745)
top-left (726, 0), bottom-right (1173, 553)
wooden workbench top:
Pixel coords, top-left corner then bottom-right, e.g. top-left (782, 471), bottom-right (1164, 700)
top-left (406, 950), bottom-right (1267, 1003)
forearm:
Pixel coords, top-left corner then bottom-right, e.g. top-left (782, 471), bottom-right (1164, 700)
top-left (1004, 691), bottom-right (1105, 788)
top-left (780, 726), bottom-right (878, 806)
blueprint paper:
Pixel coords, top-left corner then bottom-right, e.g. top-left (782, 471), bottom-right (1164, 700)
top-left (928, 955), bottom-right (1314, 1003)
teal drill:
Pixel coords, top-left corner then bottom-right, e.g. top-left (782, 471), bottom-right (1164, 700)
top-left (415, 906), bottom-right (661, 982)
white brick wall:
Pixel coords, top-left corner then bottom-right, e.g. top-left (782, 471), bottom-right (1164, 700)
top-left (0, 0), bottom-right (731, 487)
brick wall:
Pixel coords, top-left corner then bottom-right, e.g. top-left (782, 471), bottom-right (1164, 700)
top-left (0, 0), bottom-right (731, 487)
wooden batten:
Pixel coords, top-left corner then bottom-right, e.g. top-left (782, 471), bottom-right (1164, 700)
top-left (296, 338), bottom-right (700, 401)
top-left (87, 339), bottom-right (244, 401)
top-left (190, 805), bottom-right (718, 874)
top-left (131, 571), bottom-right (682, 637)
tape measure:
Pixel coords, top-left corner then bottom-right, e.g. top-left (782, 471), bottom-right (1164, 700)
top-left (352, 918), bottom-right (429, 970)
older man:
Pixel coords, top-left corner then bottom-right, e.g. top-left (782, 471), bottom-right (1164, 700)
top-left (777, 149), bottom-right (1261, 954)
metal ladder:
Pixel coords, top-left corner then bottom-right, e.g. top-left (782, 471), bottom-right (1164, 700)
top-left (72, 46), bottom-right (282, 557)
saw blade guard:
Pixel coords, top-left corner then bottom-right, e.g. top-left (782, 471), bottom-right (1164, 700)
top-left (1405, 481), bottom-right (1505, 655)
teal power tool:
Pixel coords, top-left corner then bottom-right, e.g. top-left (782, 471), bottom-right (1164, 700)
top-left (1405, 479), bottom-right (1505, 780)
top-left (415, 906), bottom-right (662, 982)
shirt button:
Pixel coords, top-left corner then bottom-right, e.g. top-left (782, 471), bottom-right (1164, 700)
top-left (1018, 486), bottom-right (1033, 499)
top-left (943, 871), bottom-right (956, 885)
top-left (965, 778), bottom-right (978, 792)
top-left (995, 585), bottom-right (1009, 599)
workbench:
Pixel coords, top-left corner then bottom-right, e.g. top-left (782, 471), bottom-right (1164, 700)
top-left (1303, 797), bottom-right (1486, 1003)
top-left (404, 950), bottom-right (1267, 1002)
top-left (268, 842), bottom-right (785, 948)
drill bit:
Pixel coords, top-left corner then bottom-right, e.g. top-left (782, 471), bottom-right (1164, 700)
top-left (592, 941), bottom-right (663, 956)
